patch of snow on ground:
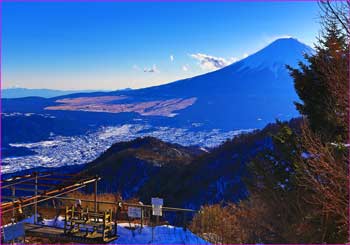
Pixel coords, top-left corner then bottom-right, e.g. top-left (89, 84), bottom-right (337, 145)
top-left (99, 124), bottom-right (137, 139)
top-left (10, 140), bottom-right (61, 148)
top-left (3, 215), bottom-right (209, 244)
top-left (114, 223), bottom-right (209, 244)
top-left (43, 217), bottom-right (209, 244)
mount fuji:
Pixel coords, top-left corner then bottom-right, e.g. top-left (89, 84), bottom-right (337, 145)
top-left (39, 37), bottom-right (312, 130)
top-left (125, 37), bottom-right (313, 129)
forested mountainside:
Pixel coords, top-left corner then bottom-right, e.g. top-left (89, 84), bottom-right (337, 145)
top-left (79, 119), bottom-right (301, 209)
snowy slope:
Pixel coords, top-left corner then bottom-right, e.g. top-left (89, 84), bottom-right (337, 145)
top-left (237, 37), bottom-right (313, 71)
top-left (114, 223), bottom-right (209, 244)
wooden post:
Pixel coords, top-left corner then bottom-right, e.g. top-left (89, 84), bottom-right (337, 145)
top-left (93, 176), bottom-right (98, 232)
top-left (34, 172), bottom-right (38, 224)
top-left (183, 212), bottom-right (187, 231)
top-left (64, 206), bottom-right (68, 234)
top-left (11, 186), bottom-right (15, 219)
top-left (94, 177), bottom-right (98, 214)
top-left (71, 205), bottom-right (75, 233)
top-left (152, 211), bottom-right (157, 243)
top-left (52, 199), bottom-right (56, 209)
top-left (102, 210), bottom-right (106, 241)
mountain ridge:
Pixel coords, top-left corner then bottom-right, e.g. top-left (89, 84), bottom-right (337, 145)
top-left (79, 136), bottom-right (205, 197)
top-left (76, 118), bottom-right (302, 209)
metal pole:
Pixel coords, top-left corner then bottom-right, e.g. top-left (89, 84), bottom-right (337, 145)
top-left (34, 172), bottom-right (38, 224)
top-left (183, 212), bottom-right (187, 230)
top-left (152, 225), bottom-right (154, 243)
top-left (141, 207), bottom-right (143, 229)
top-left (114, 206), bottom-right (118, 237)
top-left (94, 176), bottom-right (98, 225)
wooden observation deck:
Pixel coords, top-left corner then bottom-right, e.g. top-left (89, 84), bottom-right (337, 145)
top-left (1, 171), bottom-right (195, 244)
top-left (24, 223), bottom-right (118, 244)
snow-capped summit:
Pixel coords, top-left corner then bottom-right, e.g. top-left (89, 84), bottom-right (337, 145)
top-left (236, 37), bottom-right (313, 72)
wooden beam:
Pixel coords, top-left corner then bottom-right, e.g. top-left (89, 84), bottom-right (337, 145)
top-left (2, 185), bottom-right (87, 214)
top-left (1, 176), bottom-right (100, 212)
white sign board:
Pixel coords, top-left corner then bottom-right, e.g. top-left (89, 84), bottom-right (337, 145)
top-left (151, 198), bottom-right (163, 206)
top-left (3, 223), bottom-right (25, 242)
top-left (152, 205), bottom-right (162, 216)
top-left (152, 197), bottom-right (164, 216)
top-left (128, 207), bottom-right (142, 218)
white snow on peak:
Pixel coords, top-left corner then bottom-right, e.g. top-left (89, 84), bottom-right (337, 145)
top-left (237, 38), bottom-right (314, 72)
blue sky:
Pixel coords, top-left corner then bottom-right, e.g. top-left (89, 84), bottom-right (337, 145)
top-left (3, 2), bottom-right (320, 90)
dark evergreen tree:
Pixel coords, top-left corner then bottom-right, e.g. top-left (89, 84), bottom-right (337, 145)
top-left (245, 20), bottom-right (349, 243)
top-left (288, 20), bottom-right (349, 143)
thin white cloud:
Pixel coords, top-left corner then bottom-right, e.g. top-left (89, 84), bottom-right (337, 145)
top-left (170, 55), bottom-right (174, 62)
top-left (144, 64), bottom-right (159, 73)
top-left (243, 53), bottom-right (249, 58)
top-left (190, 53), bottom-right (233, 71)
top-left (182, 65), bottom-right (189, 71)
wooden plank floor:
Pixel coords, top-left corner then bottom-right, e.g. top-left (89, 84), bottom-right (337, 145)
top-left (24, 223), bottom-right (118, 244)
top-left (25, 223), bottom-right (64, 235)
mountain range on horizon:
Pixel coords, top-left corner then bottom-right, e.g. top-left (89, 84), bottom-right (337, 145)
top-left (1, 87), bottom-right (134, 99)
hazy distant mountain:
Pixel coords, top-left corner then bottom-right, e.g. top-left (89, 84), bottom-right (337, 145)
top-left (2, 87), bottom-right (120, 98)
